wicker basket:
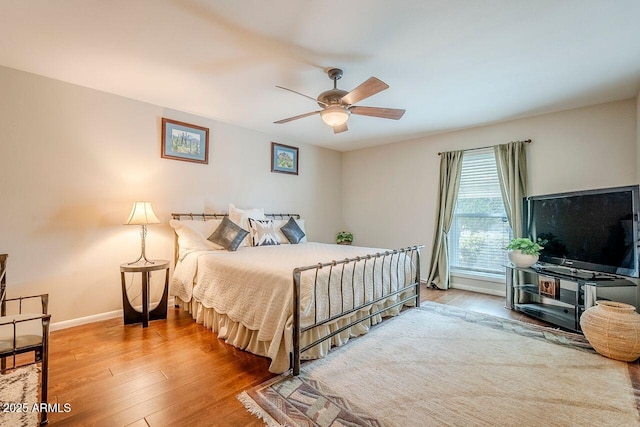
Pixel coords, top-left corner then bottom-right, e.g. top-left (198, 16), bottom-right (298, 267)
top-left (580, 301), bottom-right (640, 362)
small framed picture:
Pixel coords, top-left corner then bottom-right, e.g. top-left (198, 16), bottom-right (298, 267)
top-left (161, 118), bottom-right (209, 164)
top-left (271, 142), bottom-right (299, 175)
top-left (538, 275), bottom-right (560, 298)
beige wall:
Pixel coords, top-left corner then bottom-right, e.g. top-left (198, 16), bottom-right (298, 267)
top-left (0, 66), bottom-right (342, 326)
top-left (342, 99), bottom-right (637, 293)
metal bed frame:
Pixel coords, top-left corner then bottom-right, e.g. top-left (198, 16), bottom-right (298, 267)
top-left (171, 213), bottom-right (423, 376)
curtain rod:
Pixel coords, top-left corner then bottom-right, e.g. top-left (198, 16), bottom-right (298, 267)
top-left (437, 139), bottom-right (532, 156)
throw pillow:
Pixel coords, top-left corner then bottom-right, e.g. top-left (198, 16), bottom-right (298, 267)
top-left (280, 217), bottom-right (306, 244)
top-left (248, 218), bottom-right (281, 246)
top-left (208, 217), bottom-right (249, 251)
top-left (294, 219), bottom-right (308, 243)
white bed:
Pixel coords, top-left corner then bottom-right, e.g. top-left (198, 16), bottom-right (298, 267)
top-left (169, 212), bottom-right (422, 374)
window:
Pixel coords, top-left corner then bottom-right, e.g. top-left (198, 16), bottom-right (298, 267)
top-left (449, 149), bottom-right (512, 276)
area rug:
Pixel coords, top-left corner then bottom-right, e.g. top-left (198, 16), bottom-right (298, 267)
top-left (0, 364), bottom-right (39, 427)
top-left (239, 302), bottom-right (640, 426)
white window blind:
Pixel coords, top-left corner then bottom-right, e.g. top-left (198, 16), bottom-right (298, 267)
top-left (449, 149), bottom-right (513, 275)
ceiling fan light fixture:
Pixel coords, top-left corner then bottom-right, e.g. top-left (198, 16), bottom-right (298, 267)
top-left (320, 106), bottom-right (350, 127)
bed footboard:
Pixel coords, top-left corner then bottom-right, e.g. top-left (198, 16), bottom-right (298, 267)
top-left (291, 245), bottom-right (424, 375)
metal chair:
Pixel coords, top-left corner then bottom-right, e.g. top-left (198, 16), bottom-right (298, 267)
top-left (0, 254), bottom-right (51, 425)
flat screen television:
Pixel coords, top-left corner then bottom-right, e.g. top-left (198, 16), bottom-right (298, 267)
top-left (524, 185), bottom-right (640, 278)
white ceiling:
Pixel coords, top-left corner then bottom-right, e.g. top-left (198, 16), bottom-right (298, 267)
top-left (1, 0), bottom-right (639, 151)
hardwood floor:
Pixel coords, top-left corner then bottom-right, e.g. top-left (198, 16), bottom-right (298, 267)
top-left (44, 286), bottom-right (551, 426)
top-left (47, 310), bottom-right (273, 426)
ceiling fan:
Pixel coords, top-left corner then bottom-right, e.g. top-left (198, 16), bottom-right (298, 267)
top-left (274, 68), bottom-right (405, 134)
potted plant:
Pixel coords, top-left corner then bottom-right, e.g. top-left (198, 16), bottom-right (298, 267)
top-left (505, 237), bottom-right (546, 268)
top-left (336, 231), bottom-right (353, 245)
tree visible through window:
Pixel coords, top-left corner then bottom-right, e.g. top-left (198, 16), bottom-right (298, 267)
top-left (449, 149), bottom-right (512, 275)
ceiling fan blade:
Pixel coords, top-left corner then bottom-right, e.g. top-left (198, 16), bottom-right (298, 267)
top-left (333, 123), bottom-right (348, 134)
top-left (341, 77), bottom-right (389, 105)
top-left (274, 110), bottom-right (321, 124)
top-left (276, 86), bottom-right (327, 106)
top-left (350, 106), bottom-right (405, 120)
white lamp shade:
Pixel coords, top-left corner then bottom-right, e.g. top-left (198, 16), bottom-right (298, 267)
top-left (321, 106), bottom-right (350, 127)
top-left (125, 201), bottom-right (160, 225)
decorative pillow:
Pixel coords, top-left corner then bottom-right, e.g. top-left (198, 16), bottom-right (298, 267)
top-left (273, 218), bottom-right (308, 244)
top-left (228, 204), bottom-right (266, 247)
top-left (248, 218), bottom-right (281, 246)
top-left (169, 219), bottom-right (223, 260)
top-left (294, 219), bottom-right (307, 243)
top-left (208, 216), bottom-right (249, 251)
top-left (280, 217), bottom-right (306, 244)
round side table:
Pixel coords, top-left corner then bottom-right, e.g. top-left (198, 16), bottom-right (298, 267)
top-left (120, 260), bottom-right (170, 327)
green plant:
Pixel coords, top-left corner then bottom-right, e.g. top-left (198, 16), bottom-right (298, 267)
top-left (336, 231), bottom-right (353, 244)
top-left (505, 237), bottom-right (547, 255)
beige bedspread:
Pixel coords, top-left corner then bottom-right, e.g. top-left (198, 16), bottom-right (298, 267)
top-left (171, 242), bottom-right (414, 372)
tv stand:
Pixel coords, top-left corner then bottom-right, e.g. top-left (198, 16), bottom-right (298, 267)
top-left (506, 264), bottom-right (637, 332)
top-left (533, 265), bottom-right (614, 281)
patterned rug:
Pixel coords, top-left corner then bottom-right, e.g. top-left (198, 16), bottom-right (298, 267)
top-left (0, 364), bottom-right (40, 427)
top-left (239, 302), bottom-right (640, 427)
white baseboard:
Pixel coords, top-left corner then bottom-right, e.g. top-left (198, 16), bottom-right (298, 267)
top-left (420, 279), bottom-right (505, 297)
top-left (450, 283), bottom-right (505, 297)
top-left (51, 297), bottom-right (176, 332)
top-left (50, 310), bottom-right (121, 331)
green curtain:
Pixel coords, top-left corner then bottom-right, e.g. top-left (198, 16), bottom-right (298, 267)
top-left (494, 141), bottom-right (528, 238)
top-left (427, 150), bottom-right (464, 289)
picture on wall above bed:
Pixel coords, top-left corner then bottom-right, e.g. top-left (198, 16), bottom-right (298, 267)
top-left (271, 142), bottom-right (298, 175)
top-left (161, 118), bottom-right (209, 164)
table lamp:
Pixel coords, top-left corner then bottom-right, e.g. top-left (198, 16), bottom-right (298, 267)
top-left (125, 201), bottom-right (160, 264)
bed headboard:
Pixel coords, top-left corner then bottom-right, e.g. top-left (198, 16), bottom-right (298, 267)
top-left (170, 212), bottom-right (301, 264)
top-left (171, 213), bottom-right (300, 221)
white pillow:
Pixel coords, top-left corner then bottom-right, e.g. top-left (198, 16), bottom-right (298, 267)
top-left (169, 219), bottom-right (223, 260)
top-left (273, 218), bottom-right (308, 244)
top-left (228, 204), bottom-right (265, 247)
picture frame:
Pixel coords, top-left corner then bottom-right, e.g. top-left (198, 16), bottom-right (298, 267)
top-left (161, 118), bottom-right (209, 164)
top-left (538, 275), bottom-right (560, 298)
top-left (271, 142), bottom-right (299, 175)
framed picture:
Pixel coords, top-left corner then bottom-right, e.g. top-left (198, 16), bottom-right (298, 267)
top-left (161, 118), bottom-right (209, 164)
top-left (538, 275), bottom-right (560, 298)
top-left (271, 142), bottom-right (299, 175)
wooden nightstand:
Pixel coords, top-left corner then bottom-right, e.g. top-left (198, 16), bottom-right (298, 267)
top-left (120, 260), bottom-right (170, 327)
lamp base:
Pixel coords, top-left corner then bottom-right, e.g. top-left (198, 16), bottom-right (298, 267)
top-left (127, 253), bottom-right (156, 265)
top-left (127, 225), bottom-right (155, 265)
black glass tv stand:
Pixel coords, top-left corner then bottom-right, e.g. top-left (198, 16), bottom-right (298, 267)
top-left (532, 265), bottom-right (617, 281)
top-left (505, 264), bottom-right (637, 332)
